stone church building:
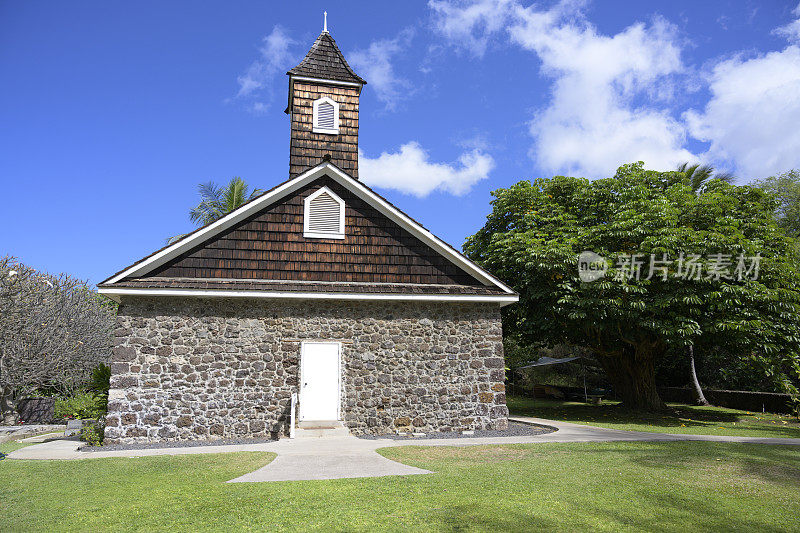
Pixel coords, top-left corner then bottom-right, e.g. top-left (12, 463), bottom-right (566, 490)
top-left (98, 28), bottom-right (517, 444)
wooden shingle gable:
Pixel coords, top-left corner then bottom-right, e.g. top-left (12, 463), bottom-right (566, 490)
top-left (98, 162), bottom-right (516, 302)
top-left (139, 176), bottom-right (483, 285)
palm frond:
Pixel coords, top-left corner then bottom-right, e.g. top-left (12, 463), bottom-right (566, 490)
top-left (165, 233), bottom-right (189, 245)
top-left (197, 181), bottom-right (223, 203)
top-left (189, 200), bottom-right (226, 226)
top-left (181, 177), bottom-right (262, 239)
top-left (223, 177), bottom-right (248, 212)
top-left (714, 171), bottom-right (736, 184)
top-left (676, 162), bottom-right (734, 192)
top-left (690, 166), bottom-right (714, 192)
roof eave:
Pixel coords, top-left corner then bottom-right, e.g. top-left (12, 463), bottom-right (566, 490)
top-left (98, 286), bottom-right (519, 307)
top-left (285, 74), bottom-right (364, 115)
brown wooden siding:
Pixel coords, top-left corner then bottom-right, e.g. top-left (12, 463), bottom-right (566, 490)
top-left (289, 82), bottom-right (359, 179)
top-left (142, 176), bottom-right (482, 286)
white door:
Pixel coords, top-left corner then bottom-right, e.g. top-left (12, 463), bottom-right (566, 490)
top-left (299, 342), bottom-right (341, 421)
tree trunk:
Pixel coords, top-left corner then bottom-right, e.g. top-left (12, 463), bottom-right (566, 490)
top-left (1, 386), bottom-right (18, 425)
top-left (597, 344), bottom-right (667, 411)
top-left (687, 344), bottom-right (710, 406)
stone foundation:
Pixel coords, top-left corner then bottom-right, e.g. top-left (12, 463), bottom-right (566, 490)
top-left (104, 297), bottom-right (508, 444)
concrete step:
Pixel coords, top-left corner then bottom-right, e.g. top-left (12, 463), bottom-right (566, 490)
top-left (298, 420), bottom-right (343, 429)
top-left (294, 421), bottom-right (351, 438)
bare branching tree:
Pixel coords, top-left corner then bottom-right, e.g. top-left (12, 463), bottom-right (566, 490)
top-left (0, 256), bottom-right (117, 424)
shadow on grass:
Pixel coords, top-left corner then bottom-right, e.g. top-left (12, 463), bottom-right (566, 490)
top-left (586, 485), bottom-right (792, 533)
top-left (627, 442), bottom-right (800, 487)
top-left (508, 395), bottom-right (800, 438)
top-left (613, 445), bottom-right (800, 532)
top-left (433, 505), bottom-right (556, 532)
top-left (383, 441), bottom-right (800, 532)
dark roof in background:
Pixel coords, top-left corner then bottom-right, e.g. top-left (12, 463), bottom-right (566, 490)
top-left (287, 32), bottom-right (366, 85)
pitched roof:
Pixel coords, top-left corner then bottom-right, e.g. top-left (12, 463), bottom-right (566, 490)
top-left (98, 162), bottom-right (516, 303)
top-left (135, 177), bottom-right (485, 286)
top-left (287, 31), bottom-right (366, 85)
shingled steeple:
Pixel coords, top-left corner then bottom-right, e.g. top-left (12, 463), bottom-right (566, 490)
top-left (287, 30), bottom-right (366, 85)
top-left (286, 26), bottom-right (366, 179)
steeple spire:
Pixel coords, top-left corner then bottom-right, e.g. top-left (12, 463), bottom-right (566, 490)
top-left (285, 28), bottom-right (367, 179)
top-left (286, 31), bottom-right (366, 85)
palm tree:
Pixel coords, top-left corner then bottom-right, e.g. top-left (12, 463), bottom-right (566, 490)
top-left (168, 177), bottom-right (264, 244)
top-left (675, 162), bottom-right (736, 406)
top-left (676, 162), bottom-right (734, 192)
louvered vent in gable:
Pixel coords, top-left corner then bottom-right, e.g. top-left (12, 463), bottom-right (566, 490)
top-left (303, 186), bottom-right (345, 239)
top-left (312, 97), bottom-right (340, 134)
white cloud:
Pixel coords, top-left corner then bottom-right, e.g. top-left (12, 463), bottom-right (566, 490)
top-left (685, 5), bottom-right (800, 179)
top-left (359, 142), bottom-right (494, 197)
top-left (429, 0), bottom-right (517, 57)
top-left (349, 29), bottom-right (415, 111)
top-left (774, 3), bottom-right (800, 43)
top-left (512, 8), bottom-right (696, 175)
top-left (430, 0), bottom-right (697, 177)
top-left (685, 45), bottom-right (800, 179)
top-left (234, 26), bottom-right (296, 112)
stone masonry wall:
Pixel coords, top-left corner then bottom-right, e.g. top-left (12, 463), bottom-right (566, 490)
top-left (104, 297), bottom-right (508, 444)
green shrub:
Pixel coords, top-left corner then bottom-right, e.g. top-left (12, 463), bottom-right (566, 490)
top-left (54, 392), bottom-right (105, 420)
top-left (89, 364), bottom-right (111, 397)
top-left (79, 420), bottom-right (105, 446)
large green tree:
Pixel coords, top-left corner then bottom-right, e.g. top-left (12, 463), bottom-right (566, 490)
top-left (752, 170), bottom-right (800, 238)
top-left (465, 162), bottom-right (800, 411)
top-left (675, 162), bottom-right (735, 405)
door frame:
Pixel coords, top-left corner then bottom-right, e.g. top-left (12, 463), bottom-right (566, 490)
top-left (298, 341), bottom-right (342, 421)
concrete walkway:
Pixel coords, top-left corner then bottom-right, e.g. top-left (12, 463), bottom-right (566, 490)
top-left (228, 436), bottom-right (431, 482)
top-left (7, 417), bottom-right (800, 482)
top-left (508, 417), bottom-right (800, 445)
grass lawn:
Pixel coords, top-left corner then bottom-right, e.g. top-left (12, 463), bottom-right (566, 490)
top-left (508, 395), bottom-right (800, 438)
top-left (2, 442), bottom-right (799, 531)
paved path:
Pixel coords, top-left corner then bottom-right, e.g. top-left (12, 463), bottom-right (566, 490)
top-left (228, 437), bottom-right (431, 482)
top-left (7, 417), bottom-right (800, 483)
top-left (508, 417), bottom-right (800, 445)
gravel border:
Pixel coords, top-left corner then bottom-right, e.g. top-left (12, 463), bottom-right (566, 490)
top-left (80, 435), bottom-right (278, 453)
top-left (81, 422), bottom-right (555, 450)
top-left (358, 421), bottom-right (555, 440)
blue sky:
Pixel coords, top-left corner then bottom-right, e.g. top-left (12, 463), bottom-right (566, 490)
top-left (2, 1), bottom-right (800, 285)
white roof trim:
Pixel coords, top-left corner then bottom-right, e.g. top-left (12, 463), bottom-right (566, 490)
top-left (104, 162), bottom-right (515, 294)
top-left (98, 287), bottom-right (519, 306)
top-left (290, 75), bottom-right (363, 88)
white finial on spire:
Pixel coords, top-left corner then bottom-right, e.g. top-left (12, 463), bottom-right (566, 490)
top-left (323, 11), bottom-right (328, 33)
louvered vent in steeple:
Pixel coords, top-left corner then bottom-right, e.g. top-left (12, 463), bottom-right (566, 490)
top-left (312, 97), bottom-right (339, 134)
top-left (304, 186), bottom-right (345, 239)
top-left (317, 101), bottom-right (335, 128)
